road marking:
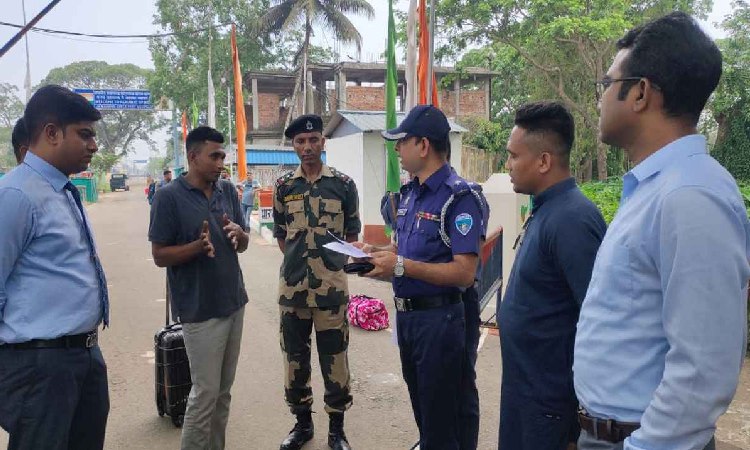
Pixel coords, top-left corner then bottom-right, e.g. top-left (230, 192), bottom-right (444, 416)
top-left (477, 327), bottom-right (490, 353)
top-left (156, 298), bottom-right (166, 303)
top-left (141, 351), bottom-right (155, 358)
top-left (148, 358), bottom-right (155, 365)
top-left (146, 258), bottom-right (153, 261)
top-left (106, 242), bottom-right (119, 246)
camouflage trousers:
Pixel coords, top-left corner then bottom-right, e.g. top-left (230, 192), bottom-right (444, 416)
top-left (279, 304), bottom-right (352, 415)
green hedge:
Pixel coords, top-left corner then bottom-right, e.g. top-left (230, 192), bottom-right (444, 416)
top-left (579, 181), bottom-right (750, 224)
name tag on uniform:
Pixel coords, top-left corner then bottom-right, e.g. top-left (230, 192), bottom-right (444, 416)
top-left (397, 208), bottom-right (407, 216)
top-left (283, 194), bottom-right (304, 203)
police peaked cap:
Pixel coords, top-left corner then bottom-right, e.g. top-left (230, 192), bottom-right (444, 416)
top-left (284, 114), bottom-right (324, 139)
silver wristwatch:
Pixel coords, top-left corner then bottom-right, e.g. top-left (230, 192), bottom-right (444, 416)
top-left (394, 255), bottom-right (405, 277)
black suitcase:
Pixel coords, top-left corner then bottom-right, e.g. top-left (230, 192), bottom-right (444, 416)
top-left (154, 281), bottom-right (192, 427)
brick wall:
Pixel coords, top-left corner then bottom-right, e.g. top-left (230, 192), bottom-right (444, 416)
top-left (246, 93), bottom-right (285, 130)
top-left (328, 85), bottom-right (487, 120)
top-left (346, 86), bottom-right (386, 111)
top-left (440, 89), bottom-right (486, 119)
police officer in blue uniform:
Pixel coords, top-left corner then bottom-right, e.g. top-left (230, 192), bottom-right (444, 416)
top-left (357, 105), bottom-right (486, 449)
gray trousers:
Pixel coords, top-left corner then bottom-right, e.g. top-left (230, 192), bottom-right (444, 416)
top-left (181, 306), bottom-right (245, 450)
top-left (578, 429), bottom-right (716, 450)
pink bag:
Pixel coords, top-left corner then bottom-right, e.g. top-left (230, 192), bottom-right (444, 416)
top-left (348, 295), bottom-right (389, 331)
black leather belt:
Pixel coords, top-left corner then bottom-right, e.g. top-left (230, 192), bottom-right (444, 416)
top-left (0, 331), bottom-right (98, 349)
top-left (578, 409), bottom-right (640, 443)
top-left (394, 293), bottom-right (462, 312)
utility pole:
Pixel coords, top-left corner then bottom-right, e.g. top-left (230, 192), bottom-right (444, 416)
top-left (21, 0), bottom-right (31, 102)
top-left (0, 0), bottom-right (62, 59)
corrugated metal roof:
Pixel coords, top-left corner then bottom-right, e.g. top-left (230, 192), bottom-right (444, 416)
top-left (246, 150), bottom-right (326, 165)
top-left (324, 110), bottom-right (469, 137)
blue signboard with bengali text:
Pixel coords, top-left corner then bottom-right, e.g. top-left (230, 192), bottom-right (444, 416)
top-left (74, 88), bottom-right (152, 111)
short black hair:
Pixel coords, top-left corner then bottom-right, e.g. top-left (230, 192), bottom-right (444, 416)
top-left (163, 169), bottom-right (171, 175)
top-left (24, 85), bottom-right (102, 145)
top-left (616, 11), bottom-right (721, 123)
top-left (186, 126), bottom-right (225, 154)
top-left (514, 101), bottom-right (575, 162)
top-left (12, 117), bottom-right (29, 161)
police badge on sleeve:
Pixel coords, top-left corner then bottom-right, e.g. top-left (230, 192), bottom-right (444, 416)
top-left (455, 213), bottom-right (473, 236)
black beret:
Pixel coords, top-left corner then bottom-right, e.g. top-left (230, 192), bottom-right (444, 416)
top-left (284, 114), bottom-right (324, 139)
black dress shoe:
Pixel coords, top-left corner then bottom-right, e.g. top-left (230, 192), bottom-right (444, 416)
top-left (280, 413), bottom-right (314, 450)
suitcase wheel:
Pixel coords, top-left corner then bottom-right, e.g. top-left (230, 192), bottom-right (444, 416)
top-left (172, 414), bottom-right (184, 428)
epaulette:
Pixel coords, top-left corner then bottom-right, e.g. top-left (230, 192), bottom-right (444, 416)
top-left (445, 172), bottom-right (473, 196)
top-left (329, 166), bottom-right (351, 183)
top-left (275, 171), bottom-right (295, 188)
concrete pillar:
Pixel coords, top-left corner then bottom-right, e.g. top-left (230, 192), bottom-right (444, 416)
top-left (306, 70), bottom-right (314, 115)
top-left (251, 78), bottom-right (259, 130)
top-left (454, 77), bottom-right (461, 118)
top-left (337, 70), bottom-right (347, 111)
top-left (485, 78), bottom-right (491, 120)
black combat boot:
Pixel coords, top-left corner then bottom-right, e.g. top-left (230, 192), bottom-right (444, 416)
top-left (280, 411), bottom-right (314, 450)
top-left (327, 413), bottom-right (352, 450)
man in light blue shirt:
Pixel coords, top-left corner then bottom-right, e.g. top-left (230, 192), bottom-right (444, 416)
top-left (0, 85), bottom-right (110, 450)
top-left (575, 12), bottom-right (750, 450)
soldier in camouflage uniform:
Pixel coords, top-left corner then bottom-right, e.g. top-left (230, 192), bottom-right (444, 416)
top-left (273, 115), bottom-right (361, 450)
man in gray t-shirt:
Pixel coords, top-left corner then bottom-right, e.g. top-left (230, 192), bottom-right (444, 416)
top-left (148, 126), bottom-right (249, 449)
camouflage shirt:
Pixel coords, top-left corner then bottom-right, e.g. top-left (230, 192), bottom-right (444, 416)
top-left (273, 164), bottom-right (361, 308)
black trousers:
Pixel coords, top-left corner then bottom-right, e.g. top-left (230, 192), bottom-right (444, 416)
top-left (398, 301), bottom-right (466, 450)
top-left (0, 345), bottom-right (109, 450)
top-left (458, 287), bottom-right (481, 450)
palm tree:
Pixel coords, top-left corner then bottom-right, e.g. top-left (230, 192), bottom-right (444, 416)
top-left (260, 0), bottom-right (375, 122)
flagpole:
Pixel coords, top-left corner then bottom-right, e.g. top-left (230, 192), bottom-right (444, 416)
top-left (426, 0), bottom-right (435, 105)
top-left (21, 0), bottom-right (31, 102)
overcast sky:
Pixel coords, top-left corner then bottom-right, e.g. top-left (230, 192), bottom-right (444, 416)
top-left (0, 0), bottom-right (734, 161)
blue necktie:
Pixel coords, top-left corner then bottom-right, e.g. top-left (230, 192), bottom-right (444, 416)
top-left (64, 182), bottom-right (110, 327)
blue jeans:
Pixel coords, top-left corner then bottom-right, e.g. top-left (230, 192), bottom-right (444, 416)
top-left (0, 345), bottom-right (109, 450)
top-left (397, 302), bottom-right (466, 450)
top-left (241, 204), bottom-right (253, 229)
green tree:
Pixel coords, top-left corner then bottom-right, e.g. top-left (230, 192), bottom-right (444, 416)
top-left (0, 83), bottom-right (24, 129)
top-left (38, 61), bottom-right (168, 158)
top-left (149, 0), bottom-right (295, 140)
top-left (436, 0), bottom-right (712, 181)
top-left (0, 83), bottom-right (24, 170)
top-left (709, 0), bottom-right (750, 180)
top-left (258, 0), bottom-right (375, 115)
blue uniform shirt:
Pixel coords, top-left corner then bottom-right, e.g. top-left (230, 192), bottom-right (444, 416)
top-left (0, 152), bottom-right (103, 344)
top-left (394, 164), bottom-right (483, 298)
top-left (574, 135), bottom-right (750, 450)
top-left (497, 177), bottom-right (606, 409)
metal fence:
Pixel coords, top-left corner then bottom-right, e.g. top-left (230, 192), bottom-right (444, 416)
top-left (477, 233), bottom-right (503, 313)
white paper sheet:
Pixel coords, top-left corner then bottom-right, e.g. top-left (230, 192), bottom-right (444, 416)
top-left (323, 241), bottom-right (372, 259)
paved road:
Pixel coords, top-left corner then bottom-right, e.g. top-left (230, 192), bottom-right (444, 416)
top-left (1, 183), bottom-right (748, 449)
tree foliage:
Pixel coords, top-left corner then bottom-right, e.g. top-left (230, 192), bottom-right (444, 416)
top-left (38, 61), bottom-right (168, 158)
top-left (708, 0), bottom-right (750, 180)
top-left (0, 83), bottom-right (24, 129)
top-left (436, 0), bottom-right (712, 181)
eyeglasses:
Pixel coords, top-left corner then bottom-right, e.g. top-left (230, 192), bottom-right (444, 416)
top-left (594, 77), bottom-right (661, 102)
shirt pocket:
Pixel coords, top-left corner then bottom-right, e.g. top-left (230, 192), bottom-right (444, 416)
top-left (412, 216), bottom-right (446, 260)
top-left (593, 241), bottom-right (633, 305)
top-left (286, 200), bottom-right (307, 230)
top-left (319, 198), bottom-right (344, 233)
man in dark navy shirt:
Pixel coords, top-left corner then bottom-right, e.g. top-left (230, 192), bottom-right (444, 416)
top-left (357, 105), bottom-right (486, 449)
top-left (496, 101), bottom-right (606, 450)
